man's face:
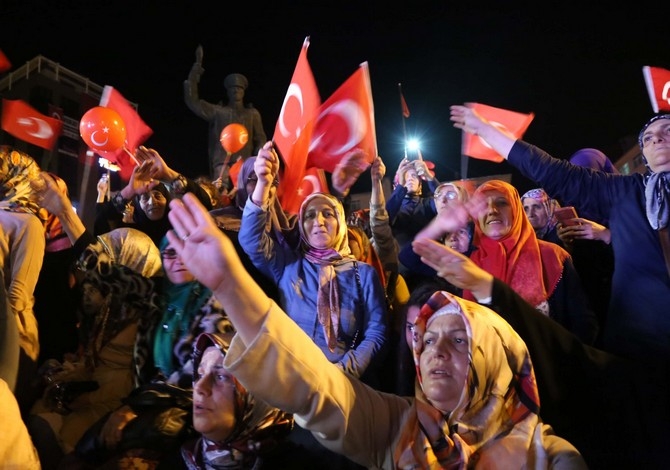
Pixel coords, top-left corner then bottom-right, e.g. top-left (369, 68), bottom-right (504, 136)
top-left (641, 119), bottom-right (670, 173)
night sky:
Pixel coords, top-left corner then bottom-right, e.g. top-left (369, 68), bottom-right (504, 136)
top-left (2, 1), bottom-right (667, 194)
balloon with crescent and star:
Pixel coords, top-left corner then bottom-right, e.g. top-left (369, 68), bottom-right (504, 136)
top-left (79, 106), bottom-right (127, 152)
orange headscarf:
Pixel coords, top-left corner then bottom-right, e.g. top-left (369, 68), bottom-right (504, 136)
top-left (468, 180), bottom-right (568, 312)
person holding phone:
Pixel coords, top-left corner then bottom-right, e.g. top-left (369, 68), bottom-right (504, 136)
top-left (386, 156), bottom-right (440, 285)
top-left (450, 106), bottom-right (670, 362)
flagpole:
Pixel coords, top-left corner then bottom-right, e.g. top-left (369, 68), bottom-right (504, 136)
top-left (398, 83), bottom-right (408, 160)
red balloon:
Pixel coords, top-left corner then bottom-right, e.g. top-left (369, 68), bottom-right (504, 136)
top-left (219, 123), bottom-right (249, 154)
top-left (79, 106), bottom-right (127, 152)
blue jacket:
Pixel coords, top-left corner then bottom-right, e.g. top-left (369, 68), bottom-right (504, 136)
top-left (508, 140), bottom-right (670, 360)
top-left (239, 201), bottom-right (388, 378)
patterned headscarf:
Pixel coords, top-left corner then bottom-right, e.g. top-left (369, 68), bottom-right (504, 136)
top-left (183, 332), bottom-right (293, 469)
top-left (520, 188), bottom-right (557, 238)
top-left (397, 291), bottom-right (543, 467)
top-left (0, 146), bottom-right (46, 221)
top-left (78, 227), bottom-right (163, 278)
top-left (78, 229), bottom-right (161, 373)
top-left (299, 192), bottom-right (353, 351)
top-left (469, 180), bottom-right (567, 313)
top-left (638, 115), bottom-right (670, 230)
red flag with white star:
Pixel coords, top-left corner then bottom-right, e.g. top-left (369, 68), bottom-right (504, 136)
top-left (273, 37), bottom-right (321, 213)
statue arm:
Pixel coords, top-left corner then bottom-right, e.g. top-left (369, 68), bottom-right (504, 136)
top-left (183, 49), bottom-right (216, 120)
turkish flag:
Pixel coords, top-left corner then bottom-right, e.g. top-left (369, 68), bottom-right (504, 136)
top-left (643, 66), bottom-right (670, 113)
top-left (283, 166), bottom-right (329, 215)
top-left (400, 91), bottom-right (410, 118)
top-left (462, 102), bottom-right (534, 162)
top-left (273, 37), bottom-right (321, 213)
top-left (307, 62), bottom-right (377, 173)
top-left (1, 99), bottom-right (63, 150)
top-left (0, 49), bottom-right (11, 73)
top-left (99, 86), bottom-right (153, 181)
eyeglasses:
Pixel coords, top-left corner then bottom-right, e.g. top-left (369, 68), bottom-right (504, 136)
top-left (434, 190), bottom-right (458, 201)
top-left (161, 248), bottom-right (178, 260)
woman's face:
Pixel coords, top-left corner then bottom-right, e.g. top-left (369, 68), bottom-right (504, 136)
top-left (433, 185), bottom-right (459, 214)
top-left (445, 227), bottom-right (471, 254)
top-left (522, 198), bottom-right (549, 232)
top-left (138, 189), bottom-right (167, 221)
top-left (477, 189), bottom-right (513, 240)
top-left (192, 346), bottom-right (237, 442)
top-left (302, 199), bottom-right (339, 249)
top-left (161, 244), bottom-right (195, 284)
top-left (404, 168), bottom-right (421, 194)
top-left (405, 305), bottom-right (420, 350)
top-left (419, 314), bottom-right (469, 414)
top-left (81, 282), bottom-right (105, 315)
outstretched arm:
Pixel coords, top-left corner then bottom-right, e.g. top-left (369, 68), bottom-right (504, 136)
top-left (167, 193), bottom-right (271, 344)
top-left (411, 237), bottom-right (493, 301)
top-left (450, 104), bottom-right (516, 159)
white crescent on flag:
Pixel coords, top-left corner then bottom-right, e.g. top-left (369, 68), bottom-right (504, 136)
top-left (309, 99), bottom-right (367, 156)
top-left (16, 117), bottom-right (54, 139)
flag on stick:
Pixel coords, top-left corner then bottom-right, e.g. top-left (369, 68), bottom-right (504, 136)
top-left (1, 99), bottom-right (63, 150)
top-left (273, 37), bottom-right (321, 213)
top-left (643, 66), bottom-right (670, 113)
top-left (99, 86), bottom-right (153, 181)
top-left (461, 102), bottom-right (534, 162)
top-left (400, 89), bottom-right (410, 118)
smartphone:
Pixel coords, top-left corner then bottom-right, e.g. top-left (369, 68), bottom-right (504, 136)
top-left (554, 206), bottom-right (580, 226)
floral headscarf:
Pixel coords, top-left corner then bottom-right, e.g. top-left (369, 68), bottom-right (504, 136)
top-left (0, 146), bottom-right (46, 221)
top-left (183, 332), bottom-right (293, 469)
top-left (469, 180), bottom-right (567, 313)
top-left (396, 290), bottom-right (545, 467)
top-left (638, 114), bottom-right (670, 230)
top-left (298, 192), bottom-right (353, 351)
top-left (520, 188), bottom-right (558, 238)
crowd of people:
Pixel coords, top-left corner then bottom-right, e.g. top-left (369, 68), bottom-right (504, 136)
top-left (1, 99), bottom-right (669, 470)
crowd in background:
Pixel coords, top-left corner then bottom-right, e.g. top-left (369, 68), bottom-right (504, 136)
top-left (1, 102), bottom-right (669, 469)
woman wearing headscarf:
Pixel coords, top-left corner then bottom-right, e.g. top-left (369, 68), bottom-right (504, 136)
top-left (95, 146), bottom-right (212, 247)
top-left (239, 144), bottom-right (387, 380)
top-left (399, 180), bottom-right (475, 293)
top-left (451, 105), bottom-right (670, 361)
top-left (520, 187), bottom-right (562, 246)
top-left (28, 227), bottom-right (163, 466)
top-left (0, 146), bottom-right (47, 415)
top-left (465, 179), bottom-right (598, 344)
top-left (239, 144), bottom-right (386, 469)
top-left (160, 194), bottom-right (588, 468)
top-left (180, 332), bottom-right (296, 469)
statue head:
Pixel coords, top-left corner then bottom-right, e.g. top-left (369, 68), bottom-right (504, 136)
top-left (224, 73), bottom-right (248, 91)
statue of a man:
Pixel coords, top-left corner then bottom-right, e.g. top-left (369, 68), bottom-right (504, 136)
top-left (184, 45), bottom-right (267, 187)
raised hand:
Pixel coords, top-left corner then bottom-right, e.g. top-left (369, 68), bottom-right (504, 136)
top-left (412, 237), bottom-right (493, 300)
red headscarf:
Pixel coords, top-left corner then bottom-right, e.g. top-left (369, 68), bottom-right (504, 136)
top-left (468, 180), bottom-right (568, 311)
